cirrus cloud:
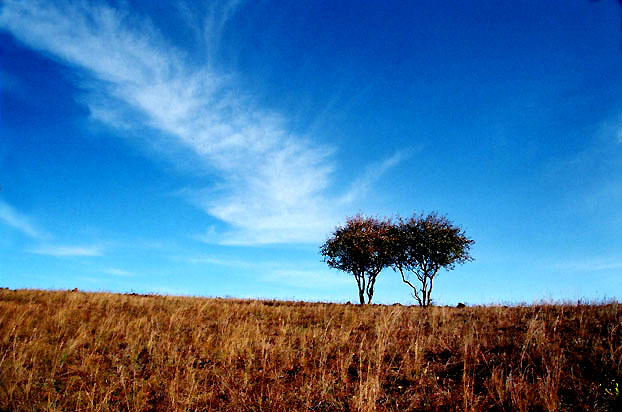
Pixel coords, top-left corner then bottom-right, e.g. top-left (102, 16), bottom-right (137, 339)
top-left (0, 0), bottom-right (401, 245)
top-left (0, 200), bottom-right (48, 239)
top-left (31, 244), bottom-right (103, 257)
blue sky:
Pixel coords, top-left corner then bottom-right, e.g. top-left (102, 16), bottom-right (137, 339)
top-left (1, 0), bottom-right (621, 304)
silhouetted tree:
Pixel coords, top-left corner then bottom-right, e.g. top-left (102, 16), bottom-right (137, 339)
top-left (391, 212), bottom-right (474, 307)
top-left (320, 215), bottom-right (394, 304)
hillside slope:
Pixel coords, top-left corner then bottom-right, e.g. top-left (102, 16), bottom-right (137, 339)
top-left (1, 289), bottom-right (621, 411)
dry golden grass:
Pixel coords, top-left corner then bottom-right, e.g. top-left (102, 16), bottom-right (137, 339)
top-left (1, 288), bottom-right (621, 411)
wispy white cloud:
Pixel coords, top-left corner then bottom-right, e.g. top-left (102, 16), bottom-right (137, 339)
top-left (0, 200), bottom-right (48, 239)
top-left (185, 255), bottom-right (255, 267)
top-left (31, 244), bottom-right (103, 257)
top-left (183, 254), bottom-right (351, 288)
top-left (339, 151), bottom-right (409, 205)
top-left (554, 258), bottom-right (622, 272)
top-left (542, 110), bottom-right (622, 224)
top-left (104, 268), bottom-right (134, 277)
top-left (262, 268), bottom-right (352, 289)
top-left (0, 0), bottom-right (402, 245)
top-left (183, 254), bottom-right (294, 270)
top-left (0, 200), bottom-right (106, 257)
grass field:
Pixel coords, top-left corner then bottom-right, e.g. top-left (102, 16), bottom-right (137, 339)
top-left (1, 289), bottom-right (621, 411)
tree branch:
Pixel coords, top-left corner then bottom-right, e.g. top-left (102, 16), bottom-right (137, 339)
top-left (398, 267), bottom-right (418, 293)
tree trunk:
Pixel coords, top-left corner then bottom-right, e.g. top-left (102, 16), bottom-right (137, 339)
top-left (366, 281), bottom-right (374, 305)
top-left (356, 273), bottom-right (366, 305)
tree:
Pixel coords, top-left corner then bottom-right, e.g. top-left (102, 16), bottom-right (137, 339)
top-left (391, 212), bottom-right (474, 307)
top-left (320, 215), bottom-right (394, 304)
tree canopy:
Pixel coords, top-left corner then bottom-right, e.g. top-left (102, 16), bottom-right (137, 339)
top-left (320, 215), bottom-right (394, 304)
top-left (321, 212), bottom-right (474, 306)
top-left (391, 212), bottom-right (474, 307)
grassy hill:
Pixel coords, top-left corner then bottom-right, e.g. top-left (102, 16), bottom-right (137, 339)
top-left (1, 289), bottom-right (621, 411)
